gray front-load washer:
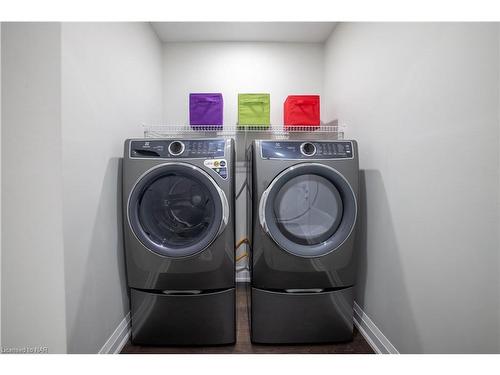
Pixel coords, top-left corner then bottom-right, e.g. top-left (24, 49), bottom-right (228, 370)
top-left (249, 140), bottom-right (359, 344)
top-left (123, 138), bottom-right (235, 345)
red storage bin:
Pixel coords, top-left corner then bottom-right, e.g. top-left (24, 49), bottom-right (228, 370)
top-left (284, 95), bottom-right (320, 129)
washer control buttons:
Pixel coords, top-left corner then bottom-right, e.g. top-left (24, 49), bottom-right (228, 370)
top-left (131, 140), bottom-right (225, 159)
top-left (168, 141), bottom-right (185, 156)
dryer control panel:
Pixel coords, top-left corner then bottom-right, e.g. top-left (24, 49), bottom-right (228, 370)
top-left (260, 140), bottom-right (354, 160)
top-left (130, 139), bottom-right (225, 159)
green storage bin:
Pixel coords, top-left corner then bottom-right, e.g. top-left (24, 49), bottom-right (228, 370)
top-left (238, 93), bottom-right (270, 126)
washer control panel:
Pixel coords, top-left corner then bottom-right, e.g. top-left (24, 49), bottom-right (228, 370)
top-left (260, 140), bottom-right (354, 160)
top-left (130, 139), bottom-right (225, 159)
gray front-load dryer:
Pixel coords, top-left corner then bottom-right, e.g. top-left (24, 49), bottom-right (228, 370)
top-left (123, 138), bottom-right (235, 345)
top-left (249, 140), bottom-right (359, 344)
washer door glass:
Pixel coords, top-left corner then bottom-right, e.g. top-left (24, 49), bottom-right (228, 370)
top-left (262, 163), bottom-right (357, 258)
top-left (274, 174), bottom-right (343, 246)
top-left (129, 163), bottom-right (224, 257)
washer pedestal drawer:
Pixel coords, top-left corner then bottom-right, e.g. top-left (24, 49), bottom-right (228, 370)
top-left (251, 287), bottom-right (353, 344)
top-left (131, 288), bottom-right (235, 346)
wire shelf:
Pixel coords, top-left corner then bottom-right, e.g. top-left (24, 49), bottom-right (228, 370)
top-left (143, 122), bottom-right (345, 140)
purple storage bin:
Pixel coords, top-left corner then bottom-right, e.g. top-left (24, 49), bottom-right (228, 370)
top-left (189, 93), bottom-right (223, 129)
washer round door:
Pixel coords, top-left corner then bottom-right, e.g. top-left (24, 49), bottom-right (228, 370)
top-left (128, 162), bottom-right (229, 258)
top-left (259, 163), bottom-right (357, 258)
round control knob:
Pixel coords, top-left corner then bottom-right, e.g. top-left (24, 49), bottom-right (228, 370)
top-left (168, 141), bottom-right (185, 156)
top-left (300, 142), bottom-right (317, 156)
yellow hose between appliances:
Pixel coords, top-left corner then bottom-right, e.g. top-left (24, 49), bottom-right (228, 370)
top-left (235, 237), bottom-right (250, 262)
top-left (235, 253), bottom-right (248, 262)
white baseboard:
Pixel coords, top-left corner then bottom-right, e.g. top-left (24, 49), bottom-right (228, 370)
top-left (99, 312), bottom-right (131, 354)
top-left (353, 302), bottom-right (399, 354)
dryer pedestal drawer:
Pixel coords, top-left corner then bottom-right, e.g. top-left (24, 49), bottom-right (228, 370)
top-left (251, 287), bottom-right (353, 344)
top-left (131, 288), bottom-right (235, 346)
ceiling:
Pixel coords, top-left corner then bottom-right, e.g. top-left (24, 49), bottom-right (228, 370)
top-left (151, 22), bottom-right (336, 43)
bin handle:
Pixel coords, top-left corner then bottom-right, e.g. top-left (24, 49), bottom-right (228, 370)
top-left (193, 97), bottom-right (219, 104)
top-left (294, 99), bottom-right (316, 105)
top-left (240, 98), bottom-right (268, 104)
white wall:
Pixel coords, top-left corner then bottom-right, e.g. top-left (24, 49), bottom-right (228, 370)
top-left (324, 23), bottom-right (500, 353)
top-left (1, 23), bottom-right (68, 353)
top-left (498, 24), bottom-right (500, 346)
top-left (0, 21), bottom-right (3, 348)
top-left (1, 22), bottom-right (162, 354)
top-left (61, 22), bottom-right (163, 353)
top-left (0, 22), bottom-right (3, 348)
top-left (162, 42), bottom-right (323, 125)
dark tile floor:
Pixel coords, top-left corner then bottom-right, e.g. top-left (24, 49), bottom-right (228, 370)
top-left (121, 284), bottom-right (374, 354)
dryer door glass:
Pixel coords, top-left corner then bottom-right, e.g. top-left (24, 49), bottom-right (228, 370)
top-left (262, 163), bottom-right (357, 258)
top-left (274, 174), bottom-right (343, 246)
top-left (129, 164), bottom-right (224, 258)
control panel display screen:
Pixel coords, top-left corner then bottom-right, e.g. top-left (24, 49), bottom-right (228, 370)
top-left (260, 141), bottom-right (353, 160)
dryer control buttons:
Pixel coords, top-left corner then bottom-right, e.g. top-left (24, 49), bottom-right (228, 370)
top-left (261, 141), bottom-right (354, 160)
top-left (204, 159), bottom-right (228, 179)
top-left (300, 142), bottom-right (317, 156)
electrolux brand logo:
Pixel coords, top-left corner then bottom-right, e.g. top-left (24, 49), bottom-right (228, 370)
top-left (1, 346), bottom-right (49, 354)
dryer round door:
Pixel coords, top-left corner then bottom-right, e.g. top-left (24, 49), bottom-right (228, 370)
top-left (259, 163), bottom-right (357, 258)
top-left (128, 162), bottom-right (229, 258)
